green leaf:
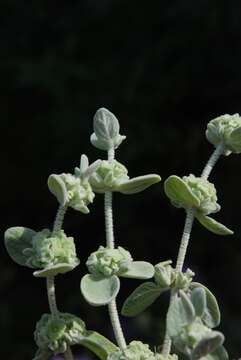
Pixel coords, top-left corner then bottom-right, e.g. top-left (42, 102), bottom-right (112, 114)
top-left (78, 330), bottom-right (118, 360)
top-left (4, 226), bottom-right (36, 267)
top-left (192, 332), bottom-right (224, 359)
top-left (48, 174), bottom-right (68, 206)
top-left (80, 274), bottom-right (120, 306)
top-left (93, 108), bottom-right (120, 141)
top-left (120, 261), bottom-right (154, 279)
top-left (90, 133), bottom-right (112, 151)
top-left (167, 291), bottom-right (195, 338)
top-left (118, 175), bottom-right (161, 194)
top-left (80, 154), bottom-right (89, 174)
top-left (164, 175), bottom-right (200, 208)
top-left (179, 290), bottom-right (196, 324)
top-left (191, 283), bottom-right (220, 328)
top-left (121, 282), bottom-right (163, 317)
top-left (191, 287), bottom-right (207, 317)
top-left (195, 213), bottom-right (233, 235)
top-left (33, 262), bottom-right (79, 278)
top-left (121, 282), bottom-right (164, 317)
top-left (202, 346), bottom-right (229, 360)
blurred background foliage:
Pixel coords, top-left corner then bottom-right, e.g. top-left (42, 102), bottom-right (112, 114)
top-left (1, 0), bottom-right (241, 359)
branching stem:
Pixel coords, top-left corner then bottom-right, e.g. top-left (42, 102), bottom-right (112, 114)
top-left (162, 144), bottom-right (224, 358)
top-left (104, 148), bottom-right (127, 352)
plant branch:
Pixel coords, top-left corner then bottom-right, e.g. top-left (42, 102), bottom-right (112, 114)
top-left (46, 205), bottom-right (73, 360)
top-left (104, 148), bottom-right (127, 352)
top-left (162, 145), bottom-right (224, 358)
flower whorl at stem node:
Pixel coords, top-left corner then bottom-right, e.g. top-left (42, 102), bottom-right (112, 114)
top-left (34, 313), bottom-right (86, 354)
top-left (107, 341), bottom-right (178, 360)
top-left (206, 113), bottom-right (241, 155)
top-left (87, 246), bottom-right (133, 277)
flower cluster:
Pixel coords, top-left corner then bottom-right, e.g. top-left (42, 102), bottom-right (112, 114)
top-left (206, 113), bottom-right (241, 155)
top-left (34, 313), bottom-right (86, 354)
top-left (107, 341), bottom-right (178, 360)
top-left (24, 229), bottom-right (79, 270)
top-left (87, 246), bottom-right (133, 277)
top-left (90, 160), bottom-right (129, 193)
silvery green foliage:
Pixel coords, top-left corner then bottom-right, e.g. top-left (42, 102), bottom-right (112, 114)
top-left (167, 289), bottom-right (226, 359)
top-left (90, 159), bottom-right (161, 194)
top-left (107, 341), bottom-right (178, 360)
top-left (122, 262), bottom-right (194, 317)
top-left (48, 155), bottom-right (98, 213)
top-left (90, 108), bottom-right (126, 151)
top-left (86, 246), bottom-right (133, 277)
top-left (4, 227), bottom-right (79, 277)
top-left (206, 113), bottom-right (241, 155)
top-left (34, 313), bottom-right (86, 355)
top-left (164, 174), bottom-right (233, 235)
top-left (81, 246), bottom-right (154, 306)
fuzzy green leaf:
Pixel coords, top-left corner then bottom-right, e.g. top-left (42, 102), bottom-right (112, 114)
top-left (164, 175), bottom-right (200, 208)
top-left (202, 346), bottom-right (229, 360)
top-left (4, 226), bottom-right (36, 267)
top-left (118, 175), bottom-right (161, 194)
top-left (33, 262), bottom-right (79, 278)
top-left (121, 282), bottom-right (162, 317)
top-left (80, 274), bottom-right (120, 306)
top-left (179, 290), bottom-right (196, 323)
top-left (80, 154), bottom-right (89, 174)
top-left (79, 330), bottom-right (118, 360)
top-left (48, 174), bottom-right (68, 206)
top-left (195, 213), bottom-right (233, 235)
top-left (120, 261), bottom-right (154, 279)
top-left (191, 282), bottom-right (220, 328)
top-left (93, 108), bottom-right (120, 141)
top-left (167, 291), bottom-right (195, 338)
top-left (191, 287), bottom-right (207, 318)
top-left (192, 332), bottom-right (224, 359)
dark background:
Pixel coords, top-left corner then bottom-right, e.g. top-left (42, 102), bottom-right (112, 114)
top-left (1, 0), bottom-right (241, 359)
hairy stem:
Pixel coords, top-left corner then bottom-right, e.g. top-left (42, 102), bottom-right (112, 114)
top-left (46, 205), bottom-right (73, 360)
top-left (104, 148), bottom-right (127, 352)
top-left (201, 143), bottom-right (224, 180)
top-left (162, 145), bottom-right (224, 358)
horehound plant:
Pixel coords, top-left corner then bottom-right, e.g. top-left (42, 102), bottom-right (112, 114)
top-left (4, 110), bottom-right (241, 360)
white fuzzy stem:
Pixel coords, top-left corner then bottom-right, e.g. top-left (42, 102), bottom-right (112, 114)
top-left (104, 147), bottom-right (127, 352)
top-left (46, 205), bottom-right (74, 359)
top-left (162, 144), bottom-right (223, 358)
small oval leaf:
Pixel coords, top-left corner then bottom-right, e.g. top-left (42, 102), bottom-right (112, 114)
top-left (33, 262), bottom-right (79, 277)
top-left (195, 213), bottom-right (233, 235)
top-left (80, 274), bottom-right (120, 306)
top-left (120, 261), bottom-right (154, 279)
top-left (191, 287), bottom-right (207, 317)
top-left (192, 332), bottom-right (224, 359)
top-left (78, 330), bottom-right (118, 360)
top-left (80, 154), bottom-right (89, 174)
top-left (4, 226), bottom-right (36, 267)
top-left (164, 175), bottom-right (200, 208)
top-left (48, 174), bottom-right (68, 206)
top-left (121, 282), bottom-right (162, 317)
top-left (191, 282), bottom-right (220, 328)
top-left (93, 108), bottom-right (120, 141)
top-left (118, 175), bottom-right (161, 194)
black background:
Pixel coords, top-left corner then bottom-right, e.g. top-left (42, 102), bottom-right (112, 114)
top-left (1, 1), bottom-right (241, 359)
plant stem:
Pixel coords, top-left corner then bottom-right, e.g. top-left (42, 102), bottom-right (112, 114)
top-left (46, 205), bottom-right (74, 360)
top-left (201, 143), bottom-right (224, 180)
top-left (104, 148), bottom-right (127, 352)
top-left (162, 144), bottom-right (224, 358)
